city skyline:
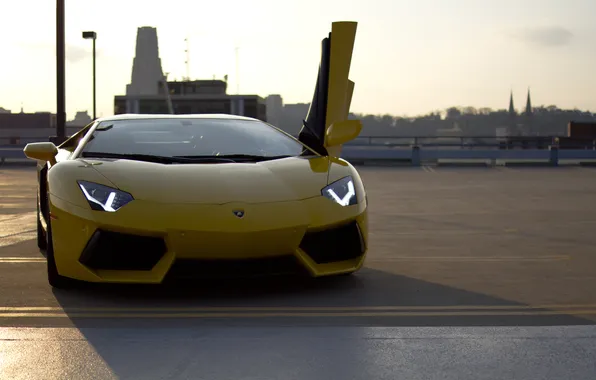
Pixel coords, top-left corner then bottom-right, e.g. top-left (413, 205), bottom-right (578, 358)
top-left (1, 87), bottom-right (594, 121)
top-left (2, 0), bottom-right (596, 120)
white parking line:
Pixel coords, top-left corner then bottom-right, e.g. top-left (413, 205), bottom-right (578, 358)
top-left (0, 257), bottom-right (45, 263)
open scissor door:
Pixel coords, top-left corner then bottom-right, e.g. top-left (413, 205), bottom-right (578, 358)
top-left (298, 21), bottom-right (362, 158)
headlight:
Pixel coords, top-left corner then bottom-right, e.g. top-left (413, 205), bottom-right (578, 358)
top-left (322, 176), bottom-right (358, 206)
top-left (77, 180), bottom-right (134, 212)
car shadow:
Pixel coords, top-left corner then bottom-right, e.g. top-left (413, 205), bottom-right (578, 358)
top-left (50, 267), bottom-right (596, 328)
top-left (42, 268), bottom-right (596, 378)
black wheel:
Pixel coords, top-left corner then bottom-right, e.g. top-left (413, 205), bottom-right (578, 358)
top-left (46, 217), bottom-right (75, 289)
top-left (36, 195), bottom-right (47, 251)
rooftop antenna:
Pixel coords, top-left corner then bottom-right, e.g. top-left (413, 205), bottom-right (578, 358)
top-left (235, 45), bottom-right (240, 94)
top-left (184, 37), bottom-right (190, 80)
top-left (162, 72), bottom-right (174, 114)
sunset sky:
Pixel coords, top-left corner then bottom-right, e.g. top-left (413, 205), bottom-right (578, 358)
top-left (1, 0), bottom-right (595, 120)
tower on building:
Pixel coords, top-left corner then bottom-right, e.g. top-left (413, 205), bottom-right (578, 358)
top-left (114, 26), bottom-right (266, 120)
top-left (508, 90), bottom-right (517, 133)
top-left (524, 87), bottom-right (535, 134)
top-left (524, 87), bottom-right (532, 116)
top-left (126, 26), bottom-right (165, 96)
top-left (508, 90), bottom-right (516, 116)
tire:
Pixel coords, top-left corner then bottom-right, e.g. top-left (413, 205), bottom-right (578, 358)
top-left (46, 216), bottom-right (75, 289)
top-left (36, 196), bottom-right (47, 251)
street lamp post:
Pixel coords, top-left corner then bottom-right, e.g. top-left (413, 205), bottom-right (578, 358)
top-left (82, 31), bottom-right (97, 120)
top-left (55, 0), bottom-right (66, 142)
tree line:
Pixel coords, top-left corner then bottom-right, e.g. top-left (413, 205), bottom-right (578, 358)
top-left (347, 105), bottom-right (596, 137)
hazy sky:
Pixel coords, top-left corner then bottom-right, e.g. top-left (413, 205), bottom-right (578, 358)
top-left (1, 0), bottom-right (595, 120)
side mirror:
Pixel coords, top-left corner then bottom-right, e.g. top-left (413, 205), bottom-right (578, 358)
top-left (325, 119), bottom-right (362, 147)
top-left (23, 142), bottom-right (58, 163)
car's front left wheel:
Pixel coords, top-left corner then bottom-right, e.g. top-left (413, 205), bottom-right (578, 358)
top-left (36, 195), bottom-right (47, 252)
top-left (45, 215), bottom-right (76, 289)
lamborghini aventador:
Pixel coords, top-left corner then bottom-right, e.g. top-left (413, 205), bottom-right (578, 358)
top-left (24, 21), bottom-right (368, 288)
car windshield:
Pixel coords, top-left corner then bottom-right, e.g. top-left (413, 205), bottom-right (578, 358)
top-left (79, 118), bottom-right (314, 159)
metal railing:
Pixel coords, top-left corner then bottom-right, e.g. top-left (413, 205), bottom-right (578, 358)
top-left (2, 135), bottom-right (596, 165)
top-left (2, 134), bottom-right (595, 148)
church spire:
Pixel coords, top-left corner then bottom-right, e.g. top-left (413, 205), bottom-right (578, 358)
top-left (508, 90), bottom-right (515, 115)
top-left (525, 87), bottom-right (532, 115)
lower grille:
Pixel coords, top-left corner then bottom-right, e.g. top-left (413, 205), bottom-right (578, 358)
top-left (299, 221), bottom-right (365, 264)
top-left (79, 229), bottom-right (167, 271)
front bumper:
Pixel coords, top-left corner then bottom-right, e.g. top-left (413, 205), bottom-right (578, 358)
top-left (48, 195), bottom-right (368, 283)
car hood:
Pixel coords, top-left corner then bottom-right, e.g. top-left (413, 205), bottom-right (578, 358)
top-left (82, 156), bottom-right (332, 204)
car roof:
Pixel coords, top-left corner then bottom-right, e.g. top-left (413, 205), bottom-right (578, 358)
top-left (95, 113), bottom-right (260, 123)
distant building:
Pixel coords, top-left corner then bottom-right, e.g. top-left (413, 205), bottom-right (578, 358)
top-left (67, 111), bottom-right (92, 127)
top-left (115, 80), bottom-right (267, 121)
top-left (265, 95), bottom-right (283, 126)
top-left (126, 27), bottom-right (164, 96)
top-left (0, 107), bottom-right (10, 114)
top-left (0, 112), bottom-right (55, 129)
top-left (114, 26), bottom-right (267, 121)
top-left (507, 88), bottom-right (535, 136)
top-left (436, 123), bottom-right (463, 136)
top-left (0, 110), bottom-right (89, 129)
top-left (279, 103), bottom-right (310, 135)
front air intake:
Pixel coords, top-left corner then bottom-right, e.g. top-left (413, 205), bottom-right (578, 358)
top-left (299, 221), bottom-right (365, 264)
top-left (79, 229), bottom-right (167, 270)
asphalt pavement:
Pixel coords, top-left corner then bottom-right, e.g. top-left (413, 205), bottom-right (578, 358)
top-left (1, 164), bottom-right (596, 379)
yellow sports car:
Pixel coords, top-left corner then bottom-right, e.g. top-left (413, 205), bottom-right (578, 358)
top-left (23, 21), bottom-right (368, 288)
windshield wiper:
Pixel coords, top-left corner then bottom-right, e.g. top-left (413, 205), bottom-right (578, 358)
top-left (176, 154), bottom-right (292, 162)
top-left (80, 152), bottom-right (235, 164)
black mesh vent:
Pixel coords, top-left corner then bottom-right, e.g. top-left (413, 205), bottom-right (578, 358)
top-left (79, 229), bottom-right (167, 270)
top-left (299, 221), bottom-right (365, 264)
top-left (165, 255), bottom-right (306, 280)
